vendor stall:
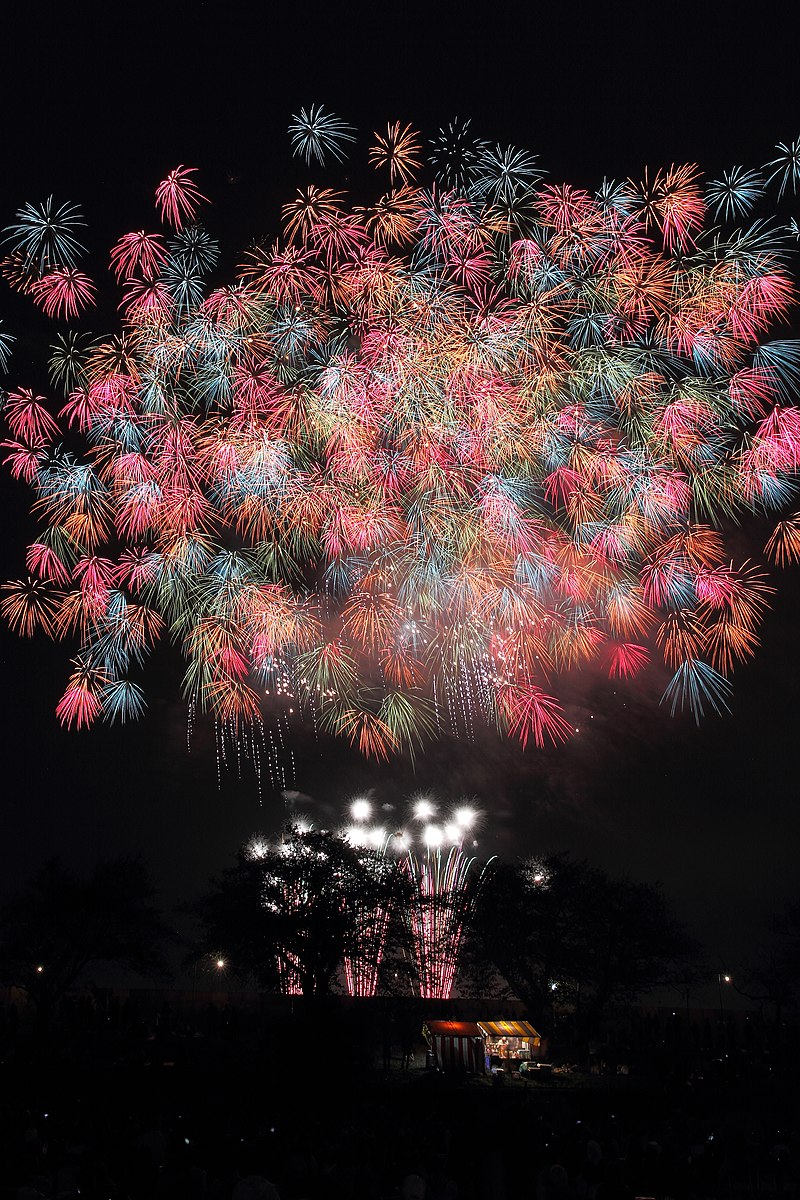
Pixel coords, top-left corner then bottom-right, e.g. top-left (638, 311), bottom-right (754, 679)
top-left (423, 1020), bottom-right (485, 1073)
top-left (478, 1019), bottom-right (541, 1069)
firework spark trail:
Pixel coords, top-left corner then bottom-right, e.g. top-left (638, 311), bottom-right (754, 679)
top-left (403, 845), bottom-right (483, 1000)
top-left (399, 798), bottom-right (488, 1000)
top-left (341, 852), bottom-right (395, 998)
top-left (2, 119), bottom-right (800, 764)
top-left (342, 794), bottom-right (487, 999)
top-left (246, 819), bottom-right (401, 998)
top-left (339, 797), bottom-right (396, 997)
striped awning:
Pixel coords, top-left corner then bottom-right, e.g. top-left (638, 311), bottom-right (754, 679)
top-left (478, 1020), bottom-right (541, 1042)
top-left (423, 1021), bottom-right (485, 1073)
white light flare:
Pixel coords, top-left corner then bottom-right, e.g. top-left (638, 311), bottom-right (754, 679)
top-left (351, 797), bottom-right (372, 822)
top-left (413, 797), bottom-right (436, 821)
top-left (423, 823), bottom-right (444, 848)
top-left (246, 836), bottom-right (270, 860)
top-left (453, 805), bottom-right (477, 829)
top-left (366, 825), bottom-right (387, 849)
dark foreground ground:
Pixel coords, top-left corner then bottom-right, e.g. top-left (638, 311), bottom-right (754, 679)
top-left (2, 1047), bottom-right (799, 1199)
top-left (2, 991), bottom-right (799, 1198)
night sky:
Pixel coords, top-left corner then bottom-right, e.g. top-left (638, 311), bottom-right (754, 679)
top-left (1, 1), bottom-right (798, 984)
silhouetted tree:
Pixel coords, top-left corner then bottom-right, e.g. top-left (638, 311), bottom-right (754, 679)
top-left (195, 827), bottom-right (405, 997)
top-left (0, 857), bottom-right (173, 1024)
top-left (467, 852), bottom-right (697, 1038)
top-left (738, 899), bottom-right (800, 1033)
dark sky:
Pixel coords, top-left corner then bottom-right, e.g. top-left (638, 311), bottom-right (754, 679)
top-left (1, 0), bottom-right (798, 981)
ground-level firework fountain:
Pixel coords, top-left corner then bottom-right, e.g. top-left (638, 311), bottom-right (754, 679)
top-left (239, 794), bottom-right (491, 999)
top-left (244, 821), bottom-right (407, 998)
top-left (343, 794), bottom-right (491, 999)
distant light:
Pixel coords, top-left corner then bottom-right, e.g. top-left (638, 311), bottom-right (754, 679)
top-left (424, 823), bottom-right (444, 847)
top-left (413, 798), bottom-right (436, 821)
top-left (216, 958), bottom-right (225, 969)
top-left (345, 824), bottom-right (368, 847)
top-left (550, 981), bottom-right (558, 991)
top-left (723, 974), bottom-right (731, 984)
top-left (36, 965), bottom-right (44, 973)
top-left (453, 805), bottom-right (476, 828)
top-left (351, 798), bottom-right (372, 822)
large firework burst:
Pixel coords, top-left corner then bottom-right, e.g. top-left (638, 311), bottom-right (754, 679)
top-left (2, 124), bottom-right (800, 763)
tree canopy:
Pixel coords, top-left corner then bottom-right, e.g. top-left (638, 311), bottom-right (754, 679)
top-left (0, 857), bottom-right (173, 1014)
top-left (467, 852), bottom-right (698, 1033)
top-left (194, 827), bottom-right (408, 997)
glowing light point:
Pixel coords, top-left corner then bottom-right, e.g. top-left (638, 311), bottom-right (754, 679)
top-left (350, 798), bottom-right (372, 822)
top-left (454, 806), bottom-right (477, 829)
top-left (424, 823), bottom-right (444, 848)
top-left (413, 799), bottom-right (436, 821)
top-left (345, 824), bottom-right (367, 847)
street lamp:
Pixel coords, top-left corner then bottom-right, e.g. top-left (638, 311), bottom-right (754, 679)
top-left (717, 972), bottom-right (732, 1038)
top-left (192, 953), bottom-right (227, 1008)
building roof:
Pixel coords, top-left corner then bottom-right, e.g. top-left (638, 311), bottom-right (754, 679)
top-left (478, 1020), bottom-right (541, 1039)
top-left (423, 1020), bottom-right (483, 1038)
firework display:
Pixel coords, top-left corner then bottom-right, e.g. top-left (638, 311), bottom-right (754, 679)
top-left (343, 795), bottom-right (488, 999)
top-left (342, 852), bottom-right (398, 999)
top-left (244, 832), bottom-right (308, 994)
top-left (243, 825), bottom-right (386, 997)
top-left (244, 794), bottom-right (488, 999)
top-left (2, 116), bottom-right (800, 761)
top-left (400, 798), bottom-right (487, 1000)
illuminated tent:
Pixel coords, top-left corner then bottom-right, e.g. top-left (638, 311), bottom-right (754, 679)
top-left (478, 1019), bottom-right (541, 1061)
top-left (423, 1020), bottom-right (485, 1073)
